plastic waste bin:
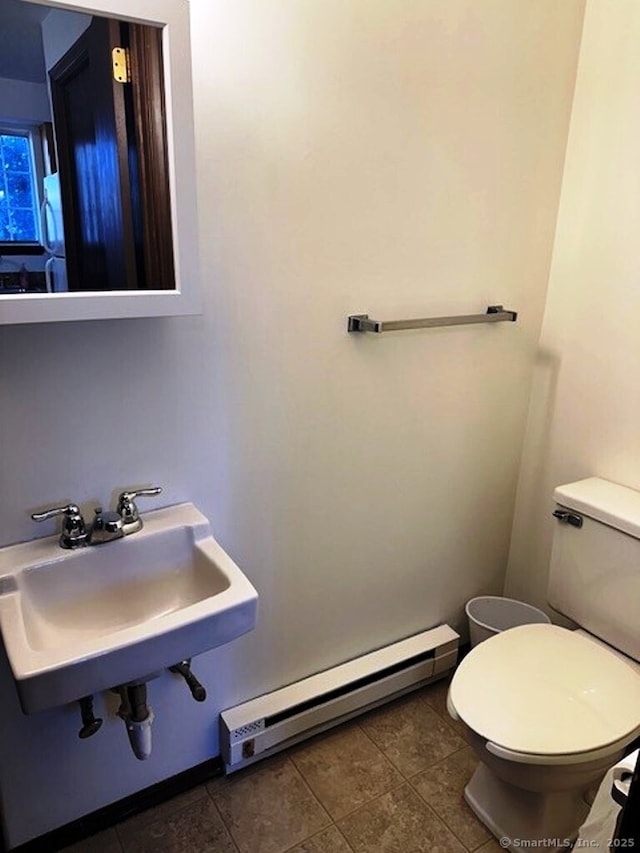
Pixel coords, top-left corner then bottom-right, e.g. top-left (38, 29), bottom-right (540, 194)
top-left (466, 595), bottom-right (551, 647)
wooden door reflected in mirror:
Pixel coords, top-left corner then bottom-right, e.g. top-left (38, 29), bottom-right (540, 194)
top-left (49, 15), bottom-right (174, 291)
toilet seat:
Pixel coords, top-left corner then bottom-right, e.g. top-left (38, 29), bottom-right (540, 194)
top-left (449, 624), bottom-right (640, 758)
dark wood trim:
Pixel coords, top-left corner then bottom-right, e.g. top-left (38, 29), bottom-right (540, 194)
top-left (126, 23), bottom-right (175, 290)
top-left (0, 244), bottom-right (45, 256)
top-left (48, 31), bottom-right (88, 292)
top-left (1, 756), bottom-right (224, 853)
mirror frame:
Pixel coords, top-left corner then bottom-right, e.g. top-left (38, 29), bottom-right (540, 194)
top-left (1, 0), bottom-right (200, 325)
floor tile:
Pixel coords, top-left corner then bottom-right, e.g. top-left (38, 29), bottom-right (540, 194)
top-left (421, 677), bottom-right (453, 717)
top-left (61, 827), bottom-right (122, 852)
top-left (286, 824), bottom-right (353, 852)
top-left (209, 755), bottom-right (330, 853)
top-left (203, 770), bottom-right (230, 797)
top-left (474, 840), bottom-right (504, 852)
top-left (411, 746), bottom-right (489, 850)
top-left (115, 783), bottom-right (209, 833)
top-left (116, 795), bottom-right (236, 853)
top-left (360, 691), bottom-right (465, 776)
top-left (337, 783), bottom-right (467, 853)
top-left (290, 723), bottom-right (403, 820)
top-left (422, 678), bottom-right (468, 737)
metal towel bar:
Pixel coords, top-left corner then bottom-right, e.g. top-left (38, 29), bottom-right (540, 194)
top-left (347, 304), bottom-right (518, 334)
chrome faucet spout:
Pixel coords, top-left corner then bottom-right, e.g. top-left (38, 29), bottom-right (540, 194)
top-left (88, 508), bottom-right (124, 545)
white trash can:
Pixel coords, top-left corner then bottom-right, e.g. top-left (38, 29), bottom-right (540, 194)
top-left (466, 595), bottom-right (551, 647)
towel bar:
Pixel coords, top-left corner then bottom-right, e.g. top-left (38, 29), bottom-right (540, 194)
top-left (347, 305), bottom-right (518, 333)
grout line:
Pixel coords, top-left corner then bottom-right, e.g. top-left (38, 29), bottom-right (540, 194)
top-left (333, 781), bottom-right (479, 852)
top-left (332, 778), bottom-right (408, 824)
top-left (115, 825), bottom-right (125, 853)
top-left (284, 725), bottom-right (387, 819)
top-left (206, 794), bottom-right (242, 853)
top-left (391, 783), bottom-right (476, 850)
top-left (471, 839), bottom-right (496, 852)
top-left (353, 721), bottom-right (413, 780)
top-left (279, 823), bottom-right (352, 853)
top-left (113, 820), bottom-right (126, 850)
top-left (208, 751), bottom-right (334, 853)
top-left (406, 756), bottom-right (489, 853)
top-left (358, 718), bottom-right (469, 782)
top-left (337, 824), bottom-right (359, 853)
top-left (286, 726), bottom-right (422, 836)
top-left (113, 785), bottom-right (223, 852)
top-left (283, 755), bottom-right (334, 827)
top-left (410, 785), bottom-right (477, 852)
top-left (203, 776), bottom-right (255, 853)
top-left (79, 827), bottom-right (124, 853)
top-left (405, 741), bottom-right (472, 784)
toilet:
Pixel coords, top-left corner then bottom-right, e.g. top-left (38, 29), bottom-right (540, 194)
top-left (447, 477), bottom-right (640, 850)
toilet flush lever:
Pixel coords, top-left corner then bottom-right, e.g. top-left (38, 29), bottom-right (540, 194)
top-left (552, 509), bottom-right (583, 528)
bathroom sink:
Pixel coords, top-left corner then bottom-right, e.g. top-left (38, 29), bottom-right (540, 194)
top-left (0, 503), bottom-right (258, 713)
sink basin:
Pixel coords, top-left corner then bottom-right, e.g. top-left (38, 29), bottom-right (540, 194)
top-left (0, 503), bottom-right (258, 713)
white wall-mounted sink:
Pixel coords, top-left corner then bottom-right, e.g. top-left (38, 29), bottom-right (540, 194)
top-left (0, 504), bottom-right (258, 713)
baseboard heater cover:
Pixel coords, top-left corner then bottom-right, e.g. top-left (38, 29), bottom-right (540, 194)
top-left (220, 623), bottom-right (459, 772)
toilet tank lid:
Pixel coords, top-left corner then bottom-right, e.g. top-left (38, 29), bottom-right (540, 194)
top-left (554, 477), bottom-right (640, 540)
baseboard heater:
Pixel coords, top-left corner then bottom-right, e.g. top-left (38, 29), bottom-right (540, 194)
top-left (220, 623), bottom-right (459, 773)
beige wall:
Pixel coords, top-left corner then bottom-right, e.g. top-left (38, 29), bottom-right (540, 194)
top-left (505, 0), bottom-right (640, 612)
top-left (0, 1), bottom-right (584, 844)
top-left (191, 0), bottom-right (584, 683)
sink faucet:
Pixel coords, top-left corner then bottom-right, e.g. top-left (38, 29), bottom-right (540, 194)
top-left (31, 486), bottom-right (162, 549)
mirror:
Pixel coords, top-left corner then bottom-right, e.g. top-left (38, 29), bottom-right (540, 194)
top-left (0, 0), bottom-right (200, 324)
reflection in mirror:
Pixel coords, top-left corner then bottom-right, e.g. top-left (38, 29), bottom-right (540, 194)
top-left (0, 0), bottom-right (174, 294)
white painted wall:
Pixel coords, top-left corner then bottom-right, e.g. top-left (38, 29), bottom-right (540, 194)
top-left (41, 9), bottom-right (92, 72)
top-left (0, 0), bottom-right (583, 846)
top-left (505, 0), bottom-right (640, 613)
top-left (0, 78), bottom-right (50, 124)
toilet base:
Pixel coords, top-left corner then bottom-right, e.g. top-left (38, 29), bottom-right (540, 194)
top-left (465, 763), bottom-right (590, 852)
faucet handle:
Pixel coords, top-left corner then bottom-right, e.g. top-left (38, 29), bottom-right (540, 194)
top-left (116, 487), bottom-right (162, 533)
top-left (31, 504), bottom-right (87, 549)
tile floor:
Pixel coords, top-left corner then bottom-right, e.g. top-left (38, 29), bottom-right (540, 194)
top-left (62, 677), bottom-right (503, 853)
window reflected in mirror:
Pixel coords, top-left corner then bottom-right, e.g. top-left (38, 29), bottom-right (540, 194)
top-left (0, 129), bottom-right (41, 243)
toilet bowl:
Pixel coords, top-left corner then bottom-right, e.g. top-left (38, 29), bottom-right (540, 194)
top-left (448, 477), bottom-right (640, 851)
top-left (448, 623), bottom-right (640, 848)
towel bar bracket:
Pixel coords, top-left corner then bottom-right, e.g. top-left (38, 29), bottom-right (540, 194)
top-left (347, 314), bottom-right (378, 333)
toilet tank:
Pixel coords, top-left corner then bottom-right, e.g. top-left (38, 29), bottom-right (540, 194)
top-left (549, 477), bottom-right (640, 661)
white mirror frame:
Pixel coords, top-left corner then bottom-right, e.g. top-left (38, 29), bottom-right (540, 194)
top-left (0, 0), bottom-right (200, 325)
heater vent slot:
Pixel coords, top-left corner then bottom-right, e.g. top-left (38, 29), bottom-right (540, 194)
top-left (265, 648), bottom-right (435, 728)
